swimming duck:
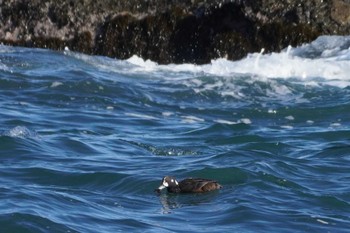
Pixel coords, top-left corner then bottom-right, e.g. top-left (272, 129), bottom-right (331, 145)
top-left (155, 176), bottom-right (222, 193)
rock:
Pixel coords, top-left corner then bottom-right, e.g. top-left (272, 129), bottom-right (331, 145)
top-left (331, 0), bottom-right (350, 27)
top-left (0, 0), bottom-right (349, 64)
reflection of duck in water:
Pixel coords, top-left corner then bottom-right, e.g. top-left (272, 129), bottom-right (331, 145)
top-left (155, 176), bottom-right (222, 194)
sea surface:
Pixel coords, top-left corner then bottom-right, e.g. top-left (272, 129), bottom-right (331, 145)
top-left (0, 35), bottom-right (350, 233)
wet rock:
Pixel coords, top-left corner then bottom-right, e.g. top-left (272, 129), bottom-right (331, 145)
top-left (0, 0), bottom-right (349, 64)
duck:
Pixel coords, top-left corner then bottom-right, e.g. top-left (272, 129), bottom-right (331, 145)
top-left (155, 176), bottom-right (222, 194)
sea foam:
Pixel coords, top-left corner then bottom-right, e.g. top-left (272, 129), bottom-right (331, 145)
top-left (3, 126), bottom-right (39, 139)
top-left (65, 36), bottom-right (350, 89)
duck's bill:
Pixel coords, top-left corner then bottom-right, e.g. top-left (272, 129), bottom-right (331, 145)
top-left (154, 185), bottom-right (165, 194)
top-left (157, 184), bottom-right (167, 190)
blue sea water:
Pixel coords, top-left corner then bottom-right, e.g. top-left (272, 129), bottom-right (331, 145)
top-left (0, 35), bottom-right (350, 233)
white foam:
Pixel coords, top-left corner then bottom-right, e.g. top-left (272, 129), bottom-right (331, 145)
top-left (64, 36), bottom-right (350, 89)
top-left (181, 115), bottom-right (205, 124)
top-left (125, 112), bottom-right (157, 120)
top-left (127, 55), bottom-right (157, 72)
top-left (240, 118), bottom-right (252, 124)
top-left (281, 125), bottom-right (294, 130)
top-left (214, 119), bottom-right (239, 125)
top-left (0, 51), bottom-right (12, 72)
top-left (330, 122), bottom-right (341, 128)
top-left (162, 112), bottom-right (174, 117)
top-left (50, 81), bottom-right (63, 88)
top-left (0, 61), bottom-right (9, 72)
top-left (4, 126), bottom-right (38, 138)
top-left (285, 115), bottom-right (295, 121)
top-left (316, 219), bottom-right (329, 225)
top-left (145, 37), bottom-right (348, 87)
top-left (19, 101), bottom-right (30, 106)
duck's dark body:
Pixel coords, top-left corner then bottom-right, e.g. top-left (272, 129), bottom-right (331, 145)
top-left (156, 176), bottom-right (222, 193)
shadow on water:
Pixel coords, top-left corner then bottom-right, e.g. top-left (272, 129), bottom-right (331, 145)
top-left (156, 191), bottom-right (222, 214)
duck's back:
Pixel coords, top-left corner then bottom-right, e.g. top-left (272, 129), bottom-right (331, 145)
top-left (179, 178), bottom-right (222, 193)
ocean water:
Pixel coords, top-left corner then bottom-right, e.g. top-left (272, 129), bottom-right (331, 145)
top-left (0, 35), bottom-right (350, 233)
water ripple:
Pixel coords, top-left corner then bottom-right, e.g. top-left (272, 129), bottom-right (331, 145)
top-left (1, 40), bottom-right (350, 232)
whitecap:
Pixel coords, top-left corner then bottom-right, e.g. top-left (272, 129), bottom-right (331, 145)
top-left (50, 81), bottom-right (63, 88)
top-left (64, 36), bottom-right (350, 90)
top-left (181, 115), bottom-right (205, 124)
top-left (126, 55), bottom-right (157, 72)
top-left (239, 118), bottom-right (252, 124)
top-left (330, 122), bottom-right (341, 128)
top-left (18, 102), bottom-right (30, 106)
top-left (125, 112), bottom-right (157, 120)
top-left (280, 125), bottom-right (294, 130)
top-left (316, 219), bottom-right (329, 225)
top-left (3, 126), bottom-right (38, 138)
top-left (0, 59), bottom-right (12, 72)
top-left (162, 112), bottom-right (174, 117)
top-left (214, 119), bottom-right (239, 125)
top-left (285, 115), bottom-right (295, 121)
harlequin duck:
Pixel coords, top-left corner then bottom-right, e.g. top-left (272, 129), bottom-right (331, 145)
top-left (155, 176), bottom-right (222, 193)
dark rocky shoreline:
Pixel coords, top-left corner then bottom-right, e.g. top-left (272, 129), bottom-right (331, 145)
top-left (1, 0), bottom-right (349, 64)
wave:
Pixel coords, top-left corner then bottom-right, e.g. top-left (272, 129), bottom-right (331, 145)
top-left (0, 212), bottom-right (77, 233)
top-left (65, 36), bottom-right (350, 85)
top-left (2, 126), bottom-right (39, 139)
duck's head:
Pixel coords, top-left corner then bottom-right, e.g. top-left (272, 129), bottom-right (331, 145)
top-left (155, 176), bottom-right (179, 193)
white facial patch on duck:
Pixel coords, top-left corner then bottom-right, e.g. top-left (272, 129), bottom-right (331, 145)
top-left (162, 180), bottom-right (169, 187)
top-left (170, 178), bottom-right (179, 186)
